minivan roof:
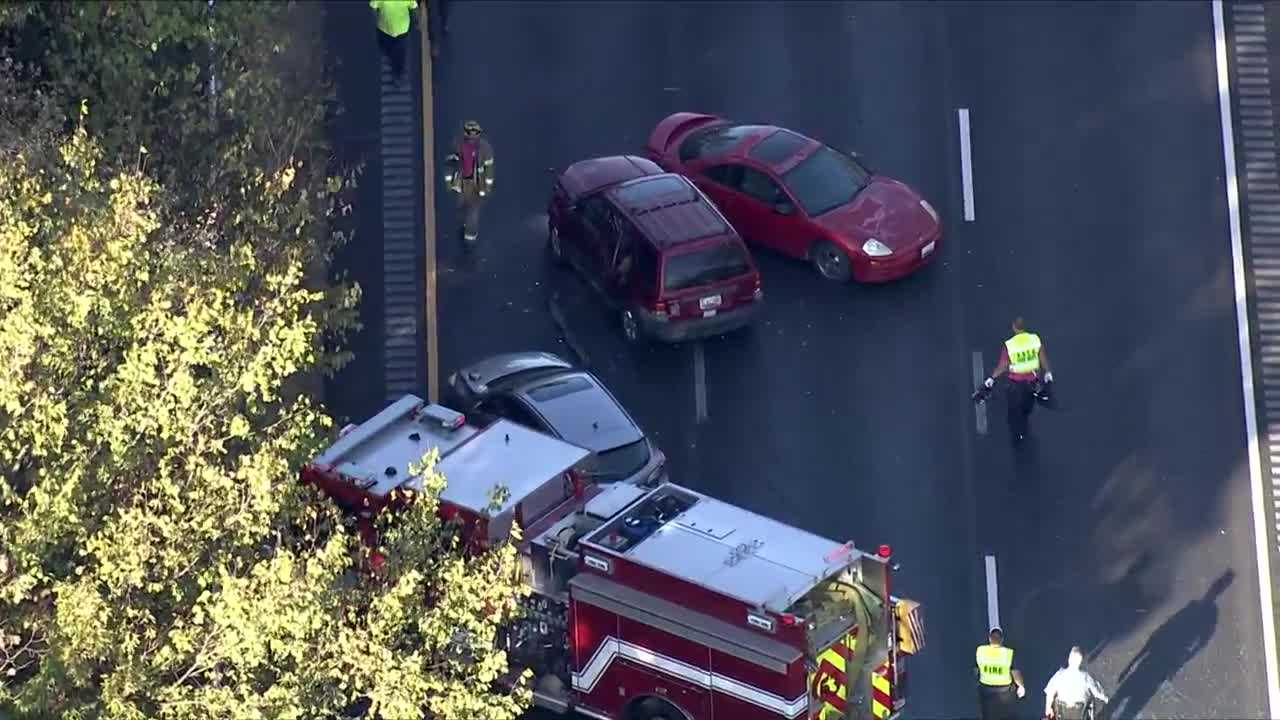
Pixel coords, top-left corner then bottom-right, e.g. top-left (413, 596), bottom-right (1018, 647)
top-left (609, 174), bottom-right (732, 250)
top-left (560, 155), bottom-right (662, 200)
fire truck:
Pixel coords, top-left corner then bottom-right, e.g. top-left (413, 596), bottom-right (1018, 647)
top-left (302, 395), bottom-right (927, 720)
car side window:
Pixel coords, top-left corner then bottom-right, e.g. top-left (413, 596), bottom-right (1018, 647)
top-left (704, 164), bottom-right (743, 189)
top-left (631, 241), bottom-right (659, 295)
top-left (738, 167), bottom-right (785, 205)
top-left (481, 396), bottom-right (543, 431)
top-left (578, 194), bottom-right (611, 234)
top-left (611, 226), bottom-right (636, 278)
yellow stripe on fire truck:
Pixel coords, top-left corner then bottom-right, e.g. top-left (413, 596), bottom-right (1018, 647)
top-left (871, 662), bottom-right (893, 719)
top-left (809, 630), bottom-right (856, 720)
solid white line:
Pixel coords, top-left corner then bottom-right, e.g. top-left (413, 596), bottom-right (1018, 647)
top-left (693, 341), bottom-right (708, 424)
top-left (1215, 2), bottom-right (1280, 715)
top-left (972, 350), bottom-right (988, 435)
top-left (985, 554), bottom-right (1001, 630)
top-left (958, 108), bottom-right (976, 222)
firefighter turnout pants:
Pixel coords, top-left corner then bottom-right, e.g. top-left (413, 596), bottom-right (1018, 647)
top-left (979, 684), bottom-right (1017, 720)
top-left (457, 182), bottom-right (486, 242)
top-left (1053, 700), bottom-right (1090, 720)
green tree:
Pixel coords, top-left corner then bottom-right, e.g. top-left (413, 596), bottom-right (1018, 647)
top-left (0, 115), bottom-right (533, 720)
top-left (0, 0), bottom-right (537, 716)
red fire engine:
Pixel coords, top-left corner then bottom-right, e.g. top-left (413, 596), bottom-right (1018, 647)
top-left (302, 395), bottom-right (927, 720)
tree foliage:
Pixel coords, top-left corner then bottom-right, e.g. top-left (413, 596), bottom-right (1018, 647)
top-left (0, 2), bottom-right (535, 718)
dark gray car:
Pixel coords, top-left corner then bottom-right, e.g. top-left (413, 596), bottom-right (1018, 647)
top-left (446, 352), bottom-right (667, 486)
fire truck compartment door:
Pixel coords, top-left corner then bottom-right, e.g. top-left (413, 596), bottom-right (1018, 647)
top-left (809, 629), bottom-right (863, 720)
top-left (570, 572), bottom-right (801, 673)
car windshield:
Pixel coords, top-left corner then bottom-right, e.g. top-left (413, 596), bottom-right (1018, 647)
top-left (591, 437), bottom-right (652, 481)
top-left (782, 146), bottom-right (872, 217)
top-left (678, 124), bottom-right (755, 163)
top-left (662, 240), bottom-right (753, 292)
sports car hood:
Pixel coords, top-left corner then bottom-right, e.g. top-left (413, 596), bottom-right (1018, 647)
top-left (814, 177), bottom-right (936, 251)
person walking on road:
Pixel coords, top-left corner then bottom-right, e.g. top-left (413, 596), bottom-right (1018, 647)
top-left (370, 0), bottom-right (417, 86)
top-left (1044, 646), bottom-right (1109, 720)
top-left (982, 316), bottom-right (1054, 442)
top-left (976, 627), bottom-right (1026, 720)
top-left (443, 120), bottom-right (495, 249)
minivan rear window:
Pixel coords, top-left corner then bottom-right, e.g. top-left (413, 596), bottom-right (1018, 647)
top-left (662, 241), bottom-right (753, 292)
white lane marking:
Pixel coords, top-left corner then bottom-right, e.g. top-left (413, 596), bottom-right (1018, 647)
top-left (1216, 1), bottom-right (1280, 715)
top-left (693, 341), bottom-right (708, 424)
top-left (984, 554), bottom-right (1001, 630)
top-left (972, 350), bottom-right (988, 435)
top-left (958, 108), bottom-right (976, 222)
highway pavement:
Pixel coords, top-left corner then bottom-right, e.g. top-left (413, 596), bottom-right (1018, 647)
top-left (420, 1), bottom-right (1269, 717)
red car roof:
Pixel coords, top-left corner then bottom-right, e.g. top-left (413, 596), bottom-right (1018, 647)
top-left (559, 155), bottom-right (662, 200)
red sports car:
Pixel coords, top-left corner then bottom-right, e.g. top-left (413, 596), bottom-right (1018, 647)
top-left (645, 113), bottom-right (943, 283)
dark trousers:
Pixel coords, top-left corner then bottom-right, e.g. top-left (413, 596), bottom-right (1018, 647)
top-left (979, 684), bottom-right (1017, 720)
top-left (376, 31), bottom-right (407, 81)
top-left (1006, 380), bottom-right (1036, 438)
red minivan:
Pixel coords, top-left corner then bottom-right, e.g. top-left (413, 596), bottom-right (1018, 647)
top-left (548, 155), bottom-right (763, 343)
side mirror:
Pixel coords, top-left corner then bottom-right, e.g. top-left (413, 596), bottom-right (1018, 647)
top-left (774, 201), bottom-right (795, 216)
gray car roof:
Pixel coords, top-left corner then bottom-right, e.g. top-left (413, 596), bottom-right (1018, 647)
top-left (460, 351), bottom-right (572, 392)
top-left (516, 371), bottom-right (642, 453)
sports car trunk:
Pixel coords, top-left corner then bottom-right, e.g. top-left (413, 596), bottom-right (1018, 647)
top-left (789, 556), bottom-right (895, 719)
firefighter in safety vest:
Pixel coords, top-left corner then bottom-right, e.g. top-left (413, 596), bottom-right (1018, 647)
top-left (983, 316), bottom-right (1053, 442)
top-left (443, 120), bottom-right (495, 247)
top-left (976, 628), bottom-right (1025, 720)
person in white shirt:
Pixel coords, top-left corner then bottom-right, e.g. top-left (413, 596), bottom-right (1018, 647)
top-left (1044, 646), bottom-right (1109, 719)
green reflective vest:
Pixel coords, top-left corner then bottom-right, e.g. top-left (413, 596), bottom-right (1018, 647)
top-left (371, 0), bottom-right (417, 37)
top-left (1005, 332), bottom-right (1042, 374)
top-left (976, 644), bottom-right (1014, 686)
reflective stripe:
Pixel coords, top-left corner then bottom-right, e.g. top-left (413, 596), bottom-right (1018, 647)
top-left (871, 665), bottom-right (893, 718)
top-left (810, 631), bottom-right (856, 720)
top-left (1004, 332), bottom-right (1042, 374)
top-left (976, 644), bottom-right (1014, 686)
top-left (572, 636), bottom-right (807, 718)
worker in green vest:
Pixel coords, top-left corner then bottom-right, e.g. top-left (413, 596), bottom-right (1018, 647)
top-left (370, 0), bottom-right (417, 86)
top-left (982, 316), bottom-right (1054, 442)
top-left (976, 628), bottom-right (1025, 720)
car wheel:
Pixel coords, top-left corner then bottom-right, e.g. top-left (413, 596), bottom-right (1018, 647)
top-left (621, 309), bottom-right (641, 343)
top-left (811, 240), bottom-right (852, 282)
top-left (548, 224), bottom-right (567, 265)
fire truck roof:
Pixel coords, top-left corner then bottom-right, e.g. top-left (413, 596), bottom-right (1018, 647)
top-left (312, 395), bottom-right (590, 514)
top-left (583, 483), bottom-right (858, 612)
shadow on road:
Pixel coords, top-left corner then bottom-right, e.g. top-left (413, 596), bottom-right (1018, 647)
top-left (1104, 570), bottom-right (1233, 719)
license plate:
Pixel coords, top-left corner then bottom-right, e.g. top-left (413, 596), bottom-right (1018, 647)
top-left (703, 309), bottom-right (718, 318)
top-left (921, 241), bottom-right (936, 258)
top-left (699, 294), bottom-right (722, 310)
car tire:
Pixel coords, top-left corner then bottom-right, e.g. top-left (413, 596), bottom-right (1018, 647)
top-left (811, 240), bottom-right (852, 282)
top-left (620, 308), bottom-right (642, 343)
top-left (548, 224), bottom-right (567, 265)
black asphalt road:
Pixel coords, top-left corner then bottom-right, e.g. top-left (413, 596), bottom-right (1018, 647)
top-left (325, 0), bottom-right (390, 425)
top-left (425, 1), bottom-right (1267, 718)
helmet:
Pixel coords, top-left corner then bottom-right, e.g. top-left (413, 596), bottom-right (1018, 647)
top-left (463, 120), bottom-right (482, 136)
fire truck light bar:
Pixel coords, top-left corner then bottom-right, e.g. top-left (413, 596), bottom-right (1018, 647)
top-left (418, 404), bottom-right (466, 430)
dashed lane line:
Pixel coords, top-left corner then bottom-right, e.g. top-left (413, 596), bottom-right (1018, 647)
top-left (958, 108), bottom-right (976, 222)
top-left (1217, 0), bottom-right (1280, 713)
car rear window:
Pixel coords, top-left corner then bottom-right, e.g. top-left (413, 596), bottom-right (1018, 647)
top-left (678, 124), bottom-right (757, 163)
top-left (662, 240), bottom-right (753, 292)
top-left (748, 130), bottom-right (809, 165)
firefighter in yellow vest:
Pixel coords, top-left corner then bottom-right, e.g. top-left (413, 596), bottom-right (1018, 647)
top-left (443, 120), bottom-right (495, 248)
top-left (982, 316), bottom-right (1054, 442)
top-left (976, 627), bottom-right (1025, 720)
top-left (369, 0), bottom-right (417, 86)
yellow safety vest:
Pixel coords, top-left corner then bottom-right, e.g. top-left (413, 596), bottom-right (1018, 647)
top-left (1005, 332), bottom-right (1042, 374)
top-left (370, 0), bottom-right (417, 37)
top-left (976, 644), bottom-right (1014, 686)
